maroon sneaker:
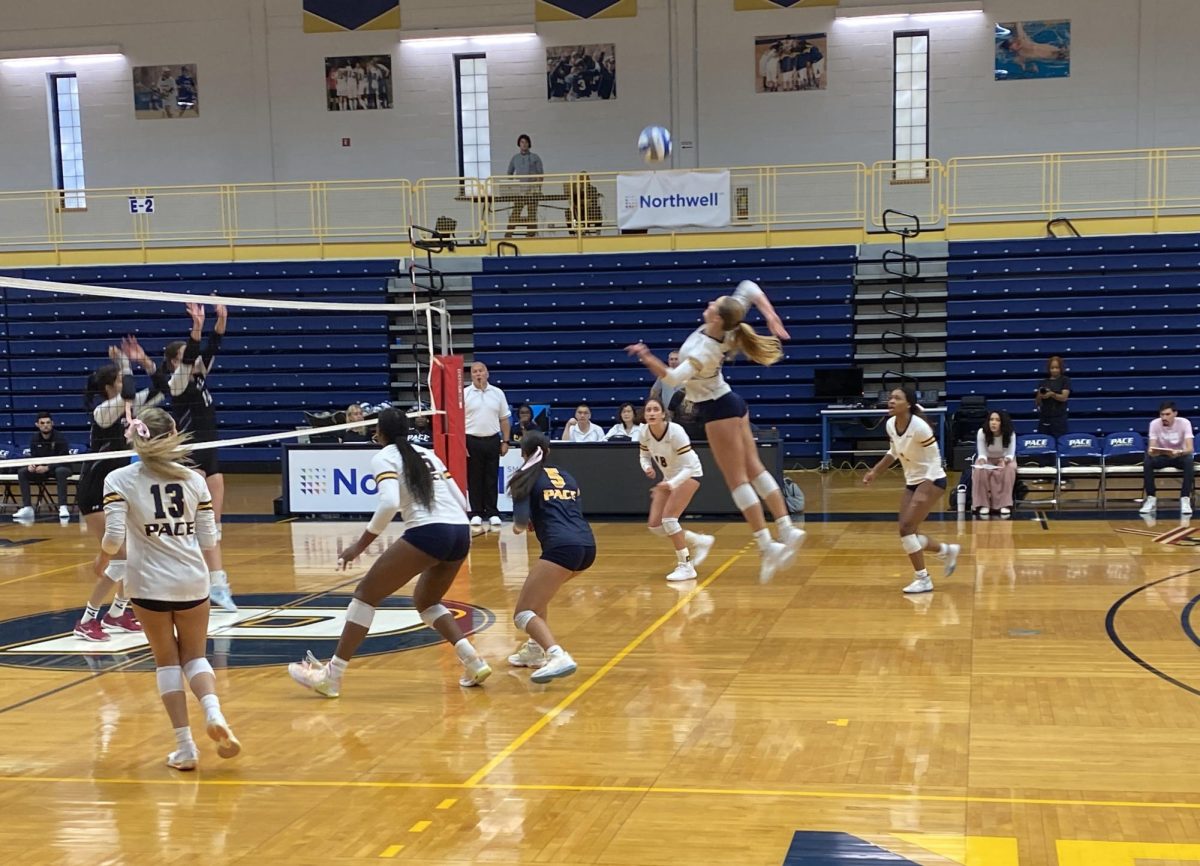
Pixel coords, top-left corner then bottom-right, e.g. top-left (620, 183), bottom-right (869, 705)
top-left (73, 618), bottom-right (110, 642)
top-left (101, 610), bottom-right (144, 633)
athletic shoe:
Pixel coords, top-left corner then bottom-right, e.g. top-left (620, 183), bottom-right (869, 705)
top-left (903, 575), bottom-right (934, 594)
top-left (459, 655), bottom-right (492, 688)
top-left (73, 618), bottom-right (110, 642)
top-left (12, 506), bottom-right (34, 522)
top-left (940, 543), bottom-right (961, 578)
top-left (58, 506), bottom-right (70, 520)
top-left (758, 541), bottom-right (790, 584)
top-left (470, 516), bottom-right (485, 536)
top-left (530, 649), bottom-right (577, 684)
top-left (287, 651), bottom-right (340, 698)
top-left (665, 562), bottom-right (698, 582)
top-left (978, 506), bottom-right (990, 516)
top-left (489, 516), bottom-right (503, 531)
top-left (999, 507), bottom-right (1011, 517)
top-left (1183, 498), bottom-right (1194, 515)
top-left (507, 639), bottom-right (546, 668)
top-left (167, 748), bottom-right (198, 771)
top-left (101, 610), bottom-right (143, 633)
top-left (689, 534), bottom-right (715, 568)
top-left (209, 583), bottom-right (238, 613)
top-left (1140, 495), bottom-right (1158, 514)
top-left (205, 716), bottom-right (242, 759)
top-left (780, 525), bottom-right (806, 561)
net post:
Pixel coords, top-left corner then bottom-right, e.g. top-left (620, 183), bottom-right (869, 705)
top-left (431, 355), bottom-right (467, 498)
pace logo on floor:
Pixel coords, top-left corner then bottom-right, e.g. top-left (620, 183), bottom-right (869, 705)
top-left (0, 594), bottom-right (495, 671)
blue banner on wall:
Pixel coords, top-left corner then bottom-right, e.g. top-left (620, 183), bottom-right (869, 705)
top-left (303, 0), bottom-right (400, 33)
top-left (536, 0), bottom-right (637, 21)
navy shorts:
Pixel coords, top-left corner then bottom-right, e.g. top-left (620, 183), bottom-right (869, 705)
top-left (131, 597), bottom-right (208, 613)
top-left (540, 544), bottom-right (597, 573)
top-left (403, 523), bottom-right (472, 562)
top-left (906, 477), bottom-right (948, 493)
top-left (693, 391), bottom-right (749, 425)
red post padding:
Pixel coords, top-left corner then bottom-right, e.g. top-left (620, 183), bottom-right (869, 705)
top-left (431, 355), bottom-right (467, 496)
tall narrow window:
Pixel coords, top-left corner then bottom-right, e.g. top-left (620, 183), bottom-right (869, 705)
top-left (455, 54), bottom-right (490, 183)
top-left (49, 73), bottom-right (87, 209)
top-left (893, 31), bottom-right (929, 181)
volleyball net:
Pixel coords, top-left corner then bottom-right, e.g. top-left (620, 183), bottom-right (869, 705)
top-left (0, 271), bottom-right (460, 476)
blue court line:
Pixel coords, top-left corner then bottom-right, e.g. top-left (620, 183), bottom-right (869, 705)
top-left (1180, 592), bottom-right (1200, 650)
top-left (1106, 567), bottom-right (1200, 699)
top-left (782, 831), bottom-right (918, 865)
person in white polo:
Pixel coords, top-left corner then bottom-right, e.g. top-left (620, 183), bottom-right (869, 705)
top-left (1140, 400), bottom-right (1194, 515)
top-left (464, 361), bottom-right (511, 532)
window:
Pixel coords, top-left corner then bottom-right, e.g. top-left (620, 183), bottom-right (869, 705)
top-left (49, 73), bottom-right (87, 209)
top-left (893, 31), bottom-right (929, 182)
top-left (455, 54), bottom-right (490, 183)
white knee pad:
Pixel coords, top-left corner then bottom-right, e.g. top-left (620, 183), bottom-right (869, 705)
top-left (156, 665), bottom-right (184, 695)
top-left (731, 483), bottom-right (759, 511)
top-left (104, 560), bottom-right (127, 582)
top-left (345, 598), bottom-right (376, 629)
top-left (900, 534), bottom-right (923, 555)
top-left (183, 658), bottom-right (214, 682)
top-left (648, 524), bottom-right (667, 537)
top-left (419, 603), bottom-right (452, 627)
top-left (514, 609), bottom-right (537, 632)
top-left (752, 471), bottom-right (780, 498)
top-left (661, 517), bottom-right (682, 536)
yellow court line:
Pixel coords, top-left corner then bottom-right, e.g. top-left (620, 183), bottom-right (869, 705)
top-left (464, 546), bottom-right (750, 787)
top-left (409, 820), bottom-right (432, 833)
top-left (378, 844), bottom-right (404, 858)
top-left (0, 560), bottom-right (91, 587)
top-left (435, 798), bottom-right (457, 809)
top-left (2, 774), bottom-right (1200, 811)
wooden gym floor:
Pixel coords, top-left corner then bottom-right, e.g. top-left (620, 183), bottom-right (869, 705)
top-left (1, 470), bottom-right (1200, 865)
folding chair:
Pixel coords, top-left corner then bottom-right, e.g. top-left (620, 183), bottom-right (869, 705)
top-left (1015, 433), bottom-right (1060, 509)
top-left (1101, 432), bottom-right (1146, 508)
top-left (1057, 433), bottom-right (1103, 508)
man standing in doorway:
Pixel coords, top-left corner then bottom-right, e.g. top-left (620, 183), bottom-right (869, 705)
top-left (505, 134), bottom-right (544, 238)
top-left (464, 361), bottom-right (511, 534)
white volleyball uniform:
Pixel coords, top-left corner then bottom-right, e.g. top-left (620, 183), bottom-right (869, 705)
top-left (366, 444), bottom-right (469, 534)
top-left (661, 280), bottom-right (766, 404)
top-left (886, 415), bottom-right (947, 487)
top-left (640, 422), bottom-right (703, 490)
top-left (101, 465), bottom-right (217, 602)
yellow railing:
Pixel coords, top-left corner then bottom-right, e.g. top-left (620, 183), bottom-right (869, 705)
top-left (3, 146), bottom-right (1200, 255)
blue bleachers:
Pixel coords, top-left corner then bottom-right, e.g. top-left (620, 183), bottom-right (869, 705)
top-left (946, 233), bottom-right (1200, 434)
top-left (472, 247), bottom-right (857, 459)
top-left (1, 261), bottom-right (398, 466)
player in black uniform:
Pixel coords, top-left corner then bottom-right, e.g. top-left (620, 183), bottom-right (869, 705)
top-left (159, 302), bottom-right (236, 611)
top-left (505, 432), bottom-right (596, 683)
top-left (73, 337), bottom-right (165, 641)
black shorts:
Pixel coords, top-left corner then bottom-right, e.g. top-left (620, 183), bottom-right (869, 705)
top-left (130, 596), bottom-right (209, 613)
top-left (403, 523), bottom-right (472, 562)
top-left (189, 442), bottom-right (220, 477)
top-left (693, 391), bottom-right (749, 426)
top-left (906, 477), bottom-right (949, 493)
top-left (540, 544), bottom-right (597, 572)
top-left (76, 457), bottom-right (129, 516)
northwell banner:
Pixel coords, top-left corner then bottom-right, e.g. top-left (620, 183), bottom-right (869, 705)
top-left (616, 170), bottom-right (731, 231)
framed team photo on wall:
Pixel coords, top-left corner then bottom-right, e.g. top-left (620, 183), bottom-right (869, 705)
top-left (755, 34), bottom-right (826, 92)
top-left (132, 65), bottom-right (199, 119)
top-left (995, 20), bottom-right (1071, 80)
top-left (325, 55), bottom-right (393, 110)
top-left (546, 44), bottom-right (616, 101)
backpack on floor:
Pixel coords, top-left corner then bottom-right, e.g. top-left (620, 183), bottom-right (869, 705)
top-left (783, 477), bottom-right (805, 515)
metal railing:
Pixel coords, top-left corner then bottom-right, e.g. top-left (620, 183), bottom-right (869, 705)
top-left (3, 147), bottom-right (1200, 253)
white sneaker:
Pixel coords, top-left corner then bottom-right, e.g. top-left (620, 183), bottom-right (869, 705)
top-left (58, 506), bottom-right (70, 519)
top-left (507, 639), bottom-right (546, 668)
top-left (470, 516), bottom-right (485, 536)
top-left (665, 562), bottom-right (697, 582)
top-left (978, 506), bottom-right (990, 516)
top-left (205, 716), bottom-right (242, 759)
top-left (780, 525), bottom-right (806, 560)
top-left (1183, 498), bottom-right (1193, 515)
top-left (940, 543), bottom-right (961, 578)
top-left (903, 575), bottom-right (934, 594)
top-left (531, 649), bottom-right (577, 684)
top-left (287, 651), bottom-right (341, 698)
top-left (12, 506), bottom-right (34, 522)
top-left (1140, 495), bottom-right (1158, 514)
top-left (689, 534), bottom-right (715, 568)
top-left (167, 747), bottom-right (198, 771)
top-left (999, 507), bottom-right (1011, 517)
top-left (489, 516), bottom-right (503, 531)
top-left (758, 541), bottom-right (790, 584)
top-left (209, 583), bottom-right (238, 613)
top-left (459, 655), bottom-right (492, 688)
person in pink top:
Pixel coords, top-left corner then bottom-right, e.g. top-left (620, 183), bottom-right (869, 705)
top-left (1140, 401), bottom-right (1194, 515)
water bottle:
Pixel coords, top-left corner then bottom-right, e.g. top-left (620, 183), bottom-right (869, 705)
top-left (956, 484), bottom-right (967, 513)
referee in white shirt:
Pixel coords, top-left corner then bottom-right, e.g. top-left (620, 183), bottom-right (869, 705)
top-left (464, 361), bottom-right (511, 532)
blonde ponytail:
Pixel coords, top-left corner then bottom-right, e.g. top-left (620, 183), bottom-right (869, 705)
top-left (731, 322), bottom-right (783, 366)
top-left (129, 407), bottom-right (195, 481)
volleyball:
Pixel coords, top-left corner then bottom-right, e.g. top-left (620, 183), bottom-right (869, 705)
top-left (638, 125), bottom-right (672, 163)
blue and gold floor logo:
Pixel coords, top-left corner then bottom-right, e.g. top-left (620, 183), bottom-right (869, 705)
top-left (0, 593), bottom-right (495, 672)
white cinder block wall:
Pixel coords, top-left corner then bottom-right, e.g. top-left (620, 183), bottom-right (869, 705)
top-left (0, 0), bottom-right (1196, 192)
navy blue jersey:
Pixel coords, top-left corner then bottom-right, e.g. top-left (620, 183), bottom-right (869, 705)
top-left (513, 465), bottom-right (594, 550)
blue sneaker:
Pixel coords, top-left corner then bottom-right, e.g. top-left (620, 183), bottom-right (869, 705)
top-left (210, 583), bottom-right (238, 613)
